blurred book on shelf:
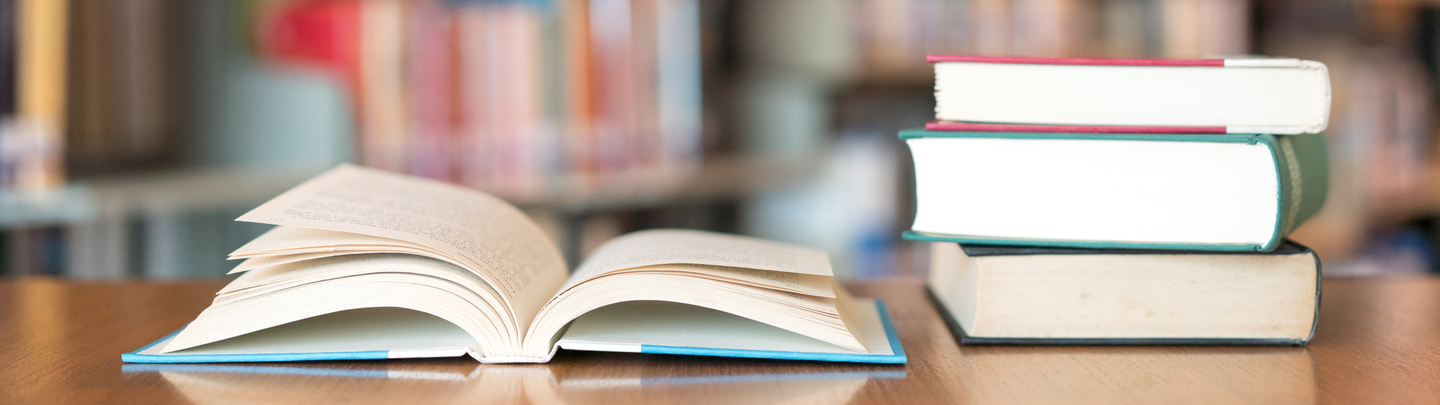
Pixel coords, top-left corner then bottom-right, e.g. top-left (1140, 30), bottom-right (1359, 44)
top-left (852, 0), bottom-right (1250, 82)
top-left (250, 0), bottom-right (702, 200)
top-left (66, 0), bottom-right (184, 177)
top-left (0, 0), bottom-right (68, 196)
top-left (1259, 0), bottom-right (1440, 275)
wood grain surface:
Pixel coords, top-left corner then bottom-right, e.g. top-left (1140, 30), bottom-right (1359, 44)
top-left (1, 277), bottom-right (1438, 404)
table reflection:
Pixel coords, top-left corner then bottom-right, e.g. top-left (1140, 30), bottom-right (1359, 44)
top-left (952, 346), bottom-right (1316, 404)
top-left (122, 360), bottom-right (905, 405)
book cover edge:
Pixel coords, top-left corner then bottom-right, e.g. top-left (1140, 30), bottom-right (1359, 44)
top-left (956, 238), bottom-right (1312, 257)
top-left (902, 231), bottom-right (1266, 252)
top-left (898, 128), bottom-right (1271, 143)
top-left (924, 121), bottom-right (1231, 134)
top-left (636, 300), bottom-right (907, 364)
top-left (122, 301), bottom-right (908, 365)
top-left (925, 54), bottom-right (1229, 66)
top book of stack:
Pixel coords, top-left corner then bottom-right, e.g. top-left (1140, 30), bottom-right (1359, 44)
top-left (926, 55), bottom-right (1332, 135)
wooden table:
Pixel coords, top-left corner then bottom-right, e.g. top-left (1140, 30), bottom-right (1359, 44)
top-left (2, 277), bottom-right (1439, 404)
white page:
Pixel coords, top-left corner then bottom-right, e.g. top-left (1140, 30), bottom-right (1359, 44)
top-left (907, 137), bottom-right (1278, 245)
top-left (566, 229), bottom-right (832, 291)
top-left (227, 227), bottom-right (459, 274)
top-left (162, 255), bottom-right (518, 355)
top-left (231, 251), bottom-right (357, 274)
top-left (557, 299), bottom-right (892, 355)
top-left (234, 164), bottom-right (567, 332)
top-left (606, 263), bottom-right (835, 298)
top-left (141, 307), bottom-right (477, 356)
top-left (222, 254), bottom-right (503, 304)
top-left (230, 226), bottom-right (437, 258)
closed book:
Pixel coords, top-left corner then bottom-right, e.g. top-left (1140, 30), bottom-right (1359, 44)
top-left (927, 241), bottom-right (1321, 345)
top-left (928, 55), bottom-right (1332, 135)
top-left (901, 129), bottom-right (1328, 252)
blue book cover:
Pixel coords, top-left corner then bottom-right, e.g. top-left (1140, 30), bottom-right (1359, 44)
top-left (124, 300), bottom-right (906, 365)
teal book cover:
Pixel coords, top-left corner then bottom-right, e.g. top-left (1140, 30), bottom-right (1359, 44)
top-left (123, 300), bottom-right (907, 365)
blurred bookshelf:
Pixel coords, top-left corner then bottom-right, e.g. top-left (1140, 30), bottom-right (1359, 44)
top-left (5, 0), bottom-right (1440, 279)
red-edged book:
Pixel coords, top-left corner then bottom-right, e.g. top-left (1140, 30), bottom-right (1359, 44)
top-left (254, 0), bottom-right (362, 97)
top-left (926, 55), bottom-right (1332, 135)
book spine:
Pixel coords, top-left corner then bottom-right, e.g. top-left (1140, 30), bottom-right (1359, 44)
top-left (454, 6), bottom-right (489, 190)
top-left (357, 0), bottom-right (409, 173)
top-left (0, 0), bottom-right (11, 117)
top-left (1273, 133), bottom-right (1330, 241)
top-left (14, 0), bottom-right (67, 192)
top-left (925, 54), bottom-right (1226, 66)
top-left (655, 0), bottom-right (701, 168)
top-left (902, 231), bottom-right (1267, 252)
top-left (406, 4), bottom-right (455, 182)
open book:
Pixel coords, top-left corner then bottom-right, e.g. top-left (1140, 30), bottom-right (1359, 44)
top-left (122, 165), bottom-right (905, 364)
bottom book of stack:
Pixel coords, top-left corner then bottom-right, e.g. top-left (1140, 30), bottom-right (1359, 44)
top-left (927, 241), bottom-right (1320, 345)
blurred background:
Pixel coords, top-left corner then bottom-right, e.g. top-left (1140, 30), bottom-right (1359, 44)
top-left (0, 0), bottom-right (1436, 279)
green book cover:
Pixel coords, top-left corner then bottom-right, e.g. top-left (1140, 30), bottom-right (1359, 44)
top-left (899, 129), bottom-right (1329, 252)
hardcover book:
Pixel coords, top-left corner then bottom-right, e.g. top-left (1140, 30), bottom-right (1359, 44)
top-left (927, 55), bottom-right (1332, 135)
top-left (123, 165), bottom-right (905, 364)
top-left (927, 241), bottom-right (1321, 345)
top-left (901, 129), bottom-right (1328, 252)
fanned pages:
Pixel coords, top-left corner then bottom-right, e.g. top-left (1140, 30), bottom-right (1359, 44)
top-left (127, 165), bottom-right (905, 364)
top-left (927, 241), bottom-right (1320, 344)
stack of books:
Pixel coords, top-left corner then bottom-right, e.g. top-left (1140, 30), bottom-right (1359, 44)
top-left (908, 55), bottom-right (1332, 345)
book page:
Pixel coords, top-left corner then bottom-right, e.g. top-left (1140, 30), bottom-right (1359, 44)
top-left (603, 263), bottom-right (836, 298)
top-left (565, 229), bottom-right (833, 290)
top-left (227, 226), bottom-right (453, 274)
top-left (235, 164), bottom-right (567, 330)
top-left (557, 299), bottom-right (892, 355)
top-left (231, 251), bottom-right (365, 274)
top-left (143, 307), bottom-right (479, 356)
top-left (230, 226), bottom-right (437, 258)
